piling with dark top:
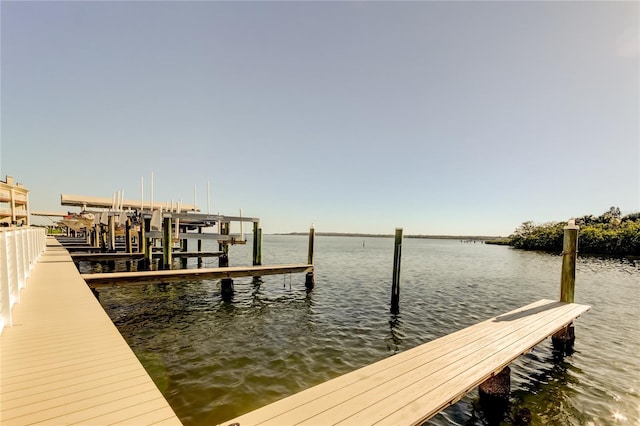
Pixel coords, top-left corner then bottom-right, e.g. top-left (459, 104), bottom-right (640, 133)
top-left (390, 227), bottom-right (402, 314)
top-left (305, 226), bottom-right (315, 291)
top-left (197, 226), bottom-right (203, 267)
top-left (479, 366), bottom-right (511, 423)
top-left (180, 224), bottom-right (188, 268)
top-left (140, 217), bottom-right (151, 269)
top-left (553, 220), bottom-right (580, 351)
top-left (219, 221), bottom-right (234, 300)
top-left (252, 222), bottom-right (262, 266)
top-left (162, 216), bottom-right (172, 269)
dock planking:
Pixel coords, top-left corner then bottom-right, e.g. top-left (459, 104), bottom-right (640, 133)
top-left (82, 264), bottom-right (313, 287)
top-left (0, 237), bottom-right (181, 425)
top-left (218, 298), bottom-right (590, 426)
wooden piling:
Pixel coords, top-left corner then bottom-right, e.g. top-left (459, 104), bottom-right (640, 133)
top-left (107, 215), bottom-right (116, 252)
top-left (252, 222), bottom-right (262, 266)
top-left (305, 226), bottom-right (315, 290)
top-left (140, 217), bottom-right (151, 269)
top-left (479, 366), bottom-right (511, 422)
top-left (162, 216), bottom-right (172, 269)
top-left (197, 226), bottom-right (203, 268)
top-left (99, 225), bottom-right (106, 252)
top-left (559, 220), bottom-right (579, 303)
top-left (219, 222), bottom-right (233, 299)
top-left (92, 226), bottom-right (99, 248)
top-left (180, 224), bottom-right (188, 268)
top-left (553, 220), bottom-right (580, 350)
top-left (125, 218), bottom-right (132, 254)
top-left (390, 227), bottom-right (402, 314)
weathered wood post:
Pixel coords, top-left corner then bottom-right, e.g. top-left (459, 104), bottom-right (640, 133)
top-left (219, 221), bottom-right (233, 300)
top-left (251, 222), bottom-right (263, 285)
top-left (140, 216), bottom-right (151, 269)
top-left (99, 225), bottom-right (106, 252)
top-left (553, 220), bottom-right (580, 351)
top-left (305, 226), bottom-right (315, 291)
top-left (197, 226), bottom-right (203, 267)
top-left (180, 224), bottom-right (188, 268)
top-left (107, 215), bottom-right (116, 252)
top-left (390, 227), bottom-right (402, 314)
top-left (92, 225), bottom-right (99, 248)
top-left (162, 216), bottom-right (172, 269)
top-left (479, 366), bottom-right (511, 422)
top-left (125, 218), bottom-right (132, 254)
top-left (252, 222), bottom-right (262, 266)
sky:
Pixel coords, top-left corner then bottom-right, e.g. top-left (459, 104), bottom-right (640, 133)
top-left (1, 1), bottom-right (638, 236)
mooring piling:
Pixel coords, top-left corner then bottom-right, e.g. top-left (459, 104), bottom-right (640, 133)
top-left (197, 226), bottom-right (203, 267)
top-left (125, 218), bottom-right (132, 254)
top-left (252, 222), bottom-right (262, 266)
top-left (560, 220), bottom-right (579, 303)
top-left (553, 220), bottom-right (580, 351)
top-left (219, 221), bottom-right (234, 300)
top-left (107, 215), bottom-right (116, 252)
top-left (305, 225), bottom-right (315, 291)
top-left (162, 216), bottom-right (172, 269)
top-left (390, 227), bottom-right (403, 314)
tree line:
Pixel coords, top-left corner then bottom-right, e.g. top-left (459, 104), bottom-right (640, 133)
top-left (507, 207), bottom-right (640, 255)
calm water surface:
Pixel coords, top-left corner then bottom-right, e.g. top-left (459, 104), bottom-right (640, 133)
top-left (93, 236), bottom-right (640, 425)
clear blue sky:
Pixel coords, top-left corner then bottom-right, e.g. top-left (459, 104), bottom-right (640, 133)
top-left (1, 1), bottom-right (638, 236)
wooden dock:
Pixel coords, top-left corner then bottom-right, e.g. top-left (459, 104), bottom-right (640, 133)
top-left (0, 237), bottom-right (181, 425)
top-left (218, 298), bottom-right (590, 426)
top-left (82, 264), bottom-right (314, 287)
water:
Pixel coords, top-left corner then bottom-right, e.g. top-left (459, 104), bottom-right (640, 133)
top-left (92, 235), bottom-right (640, 425)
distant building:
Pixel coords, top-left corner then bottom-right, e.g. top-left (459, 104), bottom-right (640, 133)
top-left (0, 176), bottom-right (30, 226)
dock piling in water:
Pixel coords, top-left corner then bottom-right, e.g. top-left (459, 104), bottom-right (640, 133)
top-left (252, 222), bottom-right (262, 266)
top-left (219, 221), bottom-right (234, 300)
top-left (559, 220), bottom-right (579, 304)
top-left (553, 220), bottom-right (580, 351)
top-left (390, 227), bottom-right (403, 314)
top-left (305, 226), bottom-right (315, 291)
top-left (162, 216), bottom-right (172, 269)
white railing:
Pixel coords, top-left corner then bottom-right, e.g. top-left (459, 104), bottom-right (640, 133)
top-left (0, 227), bottom-right (46, 333)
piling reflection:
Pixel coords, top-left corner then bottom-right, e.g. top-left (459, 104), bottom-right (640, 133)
top-left (386, 314), bottom-right (403, 354)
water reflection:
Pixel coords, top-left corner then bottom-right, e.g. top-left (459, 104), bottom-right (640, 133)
top-left (386, 314), bottom-right (404, 354)
top-left (511, 343), bottom-right (584, 425)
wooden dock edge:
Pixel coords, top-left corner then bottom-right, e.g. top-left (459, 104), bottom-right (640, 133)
top-left (81, 264), bottom-right (313, 287)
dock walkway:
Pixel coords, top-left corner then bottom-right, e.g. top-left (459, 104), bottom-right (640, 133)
top-left (219, 298), bottom-right (590, 426)
top-left (82, 264), bottom-right (313, 287)
top-left (0, 237), bottom-right (181, 425)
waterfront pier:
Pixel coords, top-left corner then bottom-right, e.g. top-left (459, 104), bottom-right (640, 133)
top-left (1, 232), bottom-right (181, 425)
top-left (3, 205), bottom-right (589, 425)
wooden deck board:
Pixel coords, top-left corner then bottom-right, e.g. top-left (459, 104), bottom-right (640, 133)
top-left (219, 299), bottom-right (589, 426)
top-left (0, 237), bottom-right (182, 426)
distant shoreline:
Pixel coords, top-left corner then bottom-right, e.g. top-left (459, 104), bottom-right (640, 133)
top-left (274, 232), bottom-right (500, 241)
